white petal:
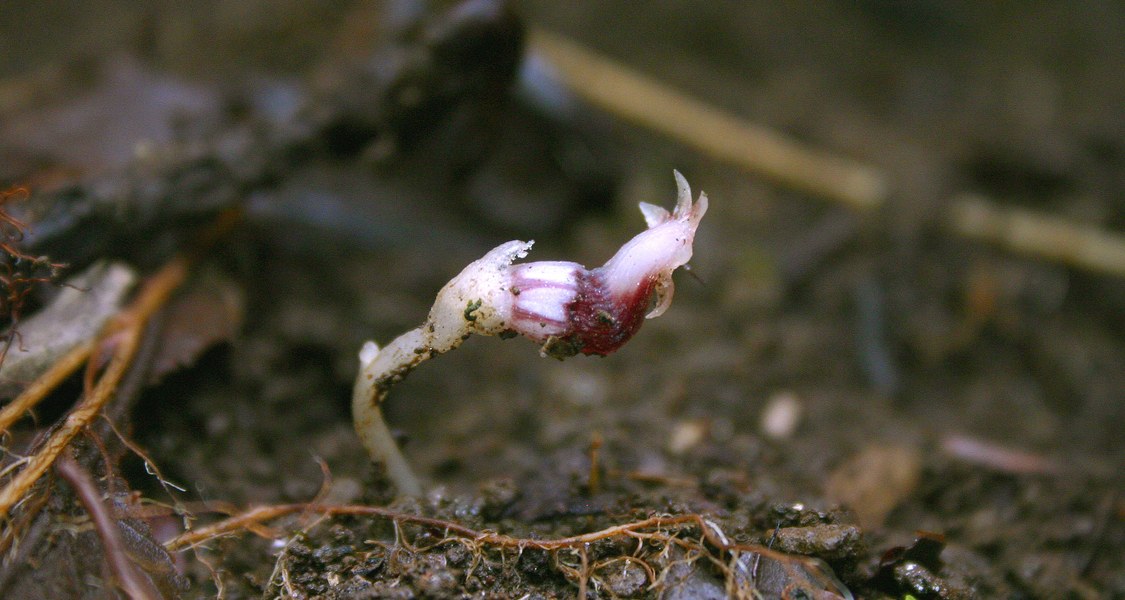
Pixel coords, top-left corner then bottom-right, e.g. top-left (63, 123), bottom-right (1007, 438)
top-left (639, 202), bottom-right (670, 228)
top-left (673, 169), bottom-right (692, 216)
top-left (514, 261), bottom-right (580, 286)
top-left (516, 287), bottom-right (575, 323)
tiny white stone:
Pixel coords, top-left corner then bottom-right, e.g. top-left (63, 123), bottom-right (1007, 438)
top-left (760, 391), bottom-right (803, 440)
top-left (668, 419), bottom-right (709, 454)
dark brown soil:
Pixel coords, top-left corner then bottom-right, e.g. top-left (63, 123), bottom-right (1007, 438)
top-left (1, 2), bottom-right (1121, 598)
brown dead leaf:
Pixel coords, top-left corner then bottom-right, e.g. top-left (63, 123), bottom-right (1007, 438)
top-left (825, 444), bottom-right (922, 530)
top-left (148, 269), bottom-right (243, 385)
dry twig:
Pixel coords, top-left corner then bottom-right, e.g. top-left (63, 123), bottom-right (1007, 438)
top-left (0, 342), bottom-right (93, 434)
top-left (55, 453), bottom-right (162, 600)
top-left (530, 28), bottom-right (888, 210)
top-left (950, 194), bottom-right (1125, 278)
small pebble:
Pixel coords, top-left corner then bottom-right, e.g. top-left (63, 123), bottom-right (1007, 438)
top-left (773, 524), bottom-right (863, 561)
top-left (760, 391), bottom-right (803, 440)
top-left (605, 560), bottom-right (649, 597)
top-left (668, 420), bottom-right (708, 454)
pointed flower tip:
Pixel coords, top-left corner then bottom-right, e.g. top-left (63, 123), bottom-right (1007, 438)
top-left (671, 170), bottom-right (707, 224)
top-left (432, 171), bottom-right (708, 358)
top-left (672, 169), bottom-right (693, 216)
top-left (514, 170), bottom-right (707, 355)
top-left (639, 201), bottom-right (670, 228)
top-left (639, 171), bottom-right (708, 228)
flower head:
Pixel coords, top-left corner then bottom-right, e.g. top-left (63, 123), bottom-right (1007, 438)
top-left (354, 170), bottom-right (708, 493)
top-left (492, 170), bottom-right (708, 357)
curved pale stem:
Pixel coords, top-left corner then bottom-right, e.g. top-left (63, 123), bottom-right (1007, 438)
top-left (352, 330), bottom-right (430, 497)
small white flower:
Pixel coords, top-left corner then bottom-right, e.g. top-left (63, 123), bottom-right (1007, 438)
top-left (353, 171), bottom-right (708, 494)
top-left (508, 261), bottom-right (582, 336)
top-left (496, 170), bottom-right (706, 357)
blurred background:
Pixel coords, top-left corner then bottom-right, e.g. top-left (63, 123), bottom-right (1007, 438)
top-left (0, 1), bottom-right (1121, 598)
